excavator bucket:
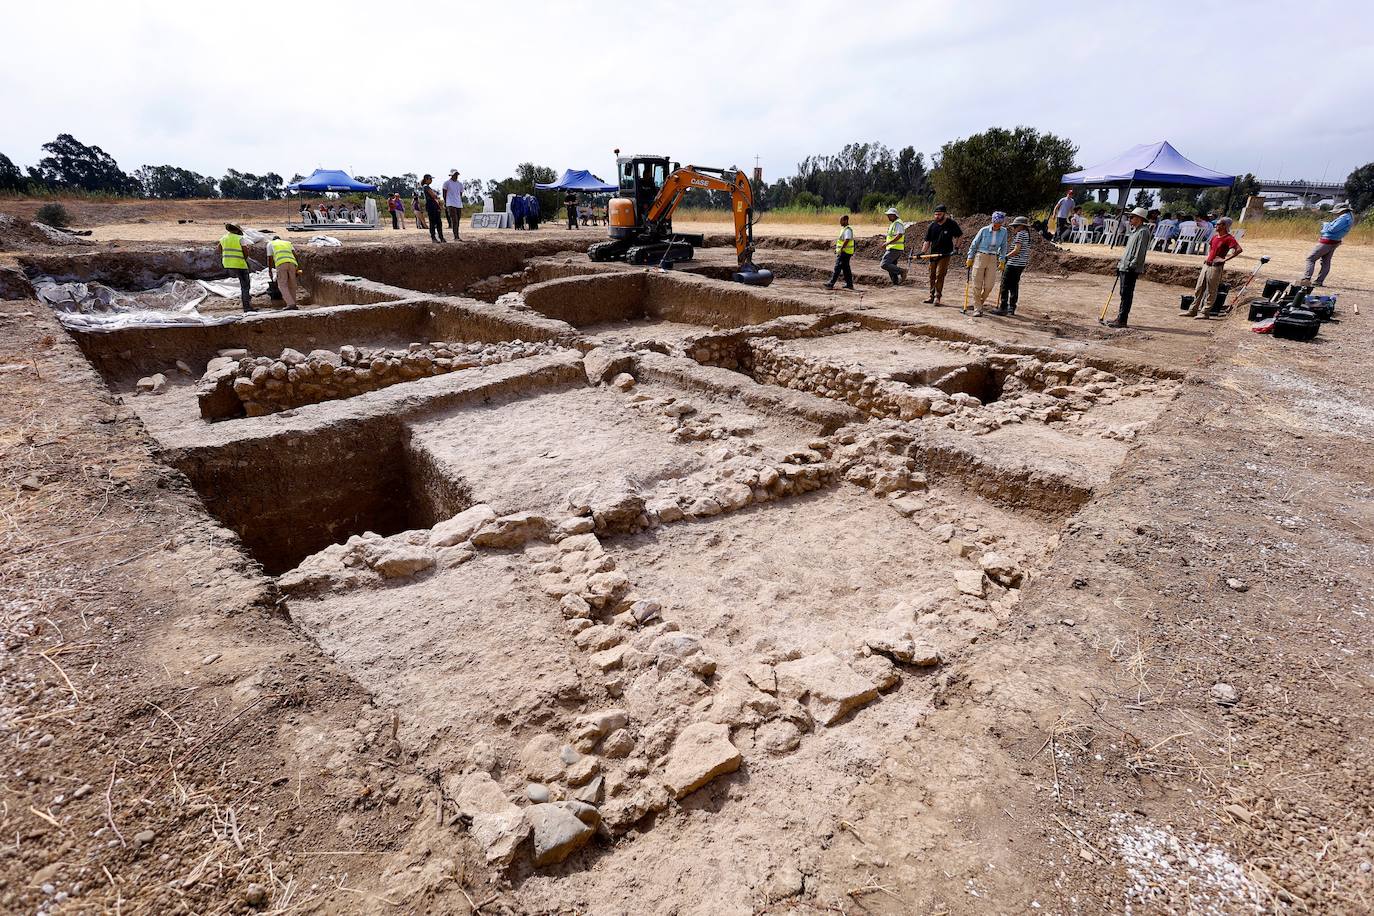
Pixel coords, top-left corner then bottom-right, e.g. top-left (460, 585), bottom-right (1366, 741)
top-left (733, 265), bottom-right (774, 287)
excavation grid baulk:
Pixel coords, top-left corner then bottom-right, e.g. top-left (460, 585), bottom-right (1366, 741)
top-left (52, 242), bottom-right (1181, 895)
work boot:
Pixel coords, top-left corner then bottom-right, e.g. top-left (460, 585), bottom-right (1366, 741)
top-left (823, 283), bottom-right (835, 290)
top-left (1193, 313), bottom-right (1210, 320)
top-left (922, 295), bottom-right (935, 304)
top-left (1105, 318), bottom-right (1127, 328)
top-left (843, 284), bottom-right (854, 290)
top-left (971, 308), bottom-right (983, 317)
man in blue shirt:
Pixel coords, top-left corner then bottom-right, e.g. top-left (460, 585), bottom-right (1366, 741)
top-left (963, 212), bottom-right (1009, 316)
top-left (1301, 203), bottom-right (1355, 286)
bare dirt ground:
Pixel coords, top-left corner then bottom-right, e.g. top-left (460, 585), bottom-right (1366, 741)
top-left (1, 211), bottom-right (1372, 915)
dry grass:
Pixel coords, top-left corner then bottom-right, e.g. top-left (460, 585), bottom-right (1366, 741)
top-left (1237, 212), bottom-right (1372, 243)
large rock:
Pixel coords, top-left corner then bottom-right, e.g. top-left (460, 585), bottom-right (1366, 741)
top-left (583, 347), bottom-right (636, 385)
top-left (519, 734), bottom-right (567, 782)
top-left (661, 722), bottom-right (741, 800)
top-left (979, 552), bottom-right (1024, 587)
top-left (471, 512), bottom-right (550, 549)
top-left (528, 802), bottom-right (599, 866)
top-left (430, 504), bottom-right (497, 547)
top-left (775, 652), bottom-right (881, 726)
top-left (453, 772), bottom-right (529, 866)
top-left (136, 373), bottom-right (168, 395)
top-left (363, 543), bottom-right (435, 579)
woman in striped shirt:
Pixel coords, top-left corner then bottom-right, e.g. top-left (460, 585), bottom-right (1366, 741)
top-left (998, 216), bottom-right (1033, 315)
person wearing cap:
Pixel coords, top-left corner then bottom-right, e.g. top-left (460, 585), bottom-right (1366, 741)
top-left (963, 212), bottom-right (1009, 316)
top-left (1185, 216), bottom-right (1242, 319)
top-left (441, 170), bottom-right (464, 240)
top-left (421, 174), bottom-right (445, 242)
top-left (920, 205), bottom-right (962, 304)
top-left (1053, 189), bottom-right (1076, 240)
top-left (218, 223), bottom-right (254, 312)
top-left (1106, 207), bottom-right (1152, 328)
top-left (824, 214), bottom-right (855, 291)
top-left (267, 234), bottom-right (300, 310)
top-left (880, 207), bottom-right (908, 285)
top-left (1300, 202), bottom-right (1355, 287)
top-left (998, 217), bottom-right (1032, 315)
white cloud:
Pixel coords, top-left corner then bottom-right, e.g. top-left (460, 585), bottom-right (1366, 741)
top-left (1, 0), bottom-right (1371, 187)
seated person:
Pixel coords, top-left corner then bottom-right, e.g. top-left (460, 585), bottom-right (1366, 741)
top-left (1089, 213), bottom-right (1106, 237)
top-left (316, 205), bottom-right (328, 222)
top-left (337, 204), bottom-right (352, 222)
top-left (1154, 212), bottom-right (1179, 249)
top-left (1069, 206), bottom-right (1085, 234)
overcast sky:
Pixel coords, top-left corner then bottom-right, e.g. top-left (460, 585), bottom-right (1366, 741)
top-left (3, 1), bottom-right (1371, 190)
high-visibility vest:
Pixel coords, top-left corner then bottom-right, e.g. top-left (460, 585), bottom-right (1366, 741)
top-left (269, 238), bottom-right (297, 268)
top-left (220, 233), bottom-right (247, 270)
top-left (835, 226), bottom-right (855, 255)
top-left (885, 220), bottom-right (906, 251)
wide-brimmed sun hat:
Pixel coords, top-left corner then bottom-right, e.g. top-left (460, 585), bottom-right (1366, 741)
top-left (1129, 207), bottom-right (1150, 220)
top-left (1010, 216), bottom-right (1029, 226)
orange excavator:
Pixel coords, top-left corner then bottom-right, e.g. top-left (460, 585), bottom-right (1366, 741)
top-left (588, 151), bottom-right (773, 286)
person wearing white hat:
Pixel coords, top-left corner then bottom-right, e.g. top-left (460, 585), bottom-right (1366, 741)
top-left (881, 207), bottom-right (908, 285)
top-left (1107, 207), bottom-right (1152, 328)
top-left (1300, 202), bottom-right (1355, 286)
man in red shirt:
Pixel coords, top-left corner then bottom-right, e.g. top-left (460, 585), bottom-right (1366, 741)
top-left (1185, 216), bottom-right (1242, 319)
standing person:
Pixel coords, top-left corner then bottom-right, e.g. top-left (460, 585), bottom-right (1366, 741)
top-left (1053, 189), bottom-right (1076, 240)
top-left (412, 189), bottom-right (427, 230)
top-left (880, 207), bottom-right (907, 285)
top-left (1300, 202), bottom-right (1354, 287)
top-left (1106, 207), bottom-right (1152, 328)
top-left (565, 192), bottom-right (579, 230)
top-left (267, 234), bottom-right (300, 310)
top-left (442, 170), bottom-right (464, 240)
top-left (824, 214), bottom-right (855, 291)
top-left (388, 193), bottom-right (404, 229)
top-left (218, 223), bottom-right (254, 313)
top-left (920, 204), bottom-right (962, 304)
top-left (1185, 216), bottom-right (1242, 319)
top-left (998, 216), bottom-right (1032, 315)
top-left (511, 193), bottom-right (526, 230)
top-left (963, 211), bottom-right (1009, 316)
top-left (421, 174), bottom-right (445, 242)
top-left (526, 194), bottom-right (541, 230)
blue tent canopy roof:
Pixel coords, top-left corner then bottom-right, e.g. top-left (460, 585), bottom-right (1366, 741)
top-left (286, 169), bottom-right (378, 192)
top-left (1061, 141), bottom-right (1235, 188)
top-left (535, 169), bottom-right (618, 193)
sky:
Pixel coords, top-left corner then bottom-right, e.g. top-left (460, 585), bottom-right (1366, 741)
top-left (2, 0), bottom-right (1372, 190)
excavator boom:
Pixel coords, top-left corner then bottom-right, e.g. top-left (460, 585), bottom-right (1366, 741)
top-left (644, 166), bottom-right (759, 272)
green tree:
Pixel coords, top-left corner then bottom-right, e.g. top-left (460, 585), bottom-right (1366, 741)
top-left (1345, 162), bottom-right (1374, 212)
top-left (0, 153), bottom-right (25, 192)
top-left (136, 164), bottom-right (218, 198)
top-left (29, 134), bottom-right (137, 193)
top-left (219, 169), bottom-right (284, 200)
top-left (486, 162), bottom-right (558, 217)
top-left (930, 126), bottom-right (1078, 215)
top-left (1162, 174), bottom-right (1261, 218)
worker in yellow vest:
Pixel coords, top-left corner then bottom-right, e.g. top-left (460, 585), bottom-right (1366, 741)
top-left (218, 223), bottom-right (254, 312)
top-left (824, 214), bottom-right (855, 290)
top-left (267, 235), bottom-right (300, 309)
top-left (881, 207), bottom-right (907, 285)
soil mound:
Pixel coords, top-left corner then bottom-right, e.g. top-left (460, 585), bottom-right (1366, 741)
top-left (0, 213), bottom-right (92, 252)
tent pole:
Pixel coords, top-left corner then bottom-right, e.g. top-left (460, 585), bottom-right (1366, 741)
top-left (1222, 179), bottom-right (1236, 218)
top-left (1109, 180), bottom-right (1134, 250)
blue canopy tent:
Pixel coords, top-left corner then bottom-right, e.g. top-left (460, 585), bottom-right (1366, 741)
top-left (285, 169), bottom-right (380, 231)
top-left (1062, 142), bottom-right (1236, 245)
top-left (535, 169), bottom-right (618, 193)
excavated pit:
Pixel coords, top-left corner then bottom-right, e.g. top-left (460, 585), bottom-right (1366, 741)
top-left (48, 244), bottom-right (1183, 881)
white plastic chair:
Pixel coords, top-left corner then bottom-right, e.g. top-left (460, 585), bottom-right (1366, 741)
top-left (1175, 222), bottom-right (1198, 254)
top-left (1102, 218), bottom-right (1119, 245)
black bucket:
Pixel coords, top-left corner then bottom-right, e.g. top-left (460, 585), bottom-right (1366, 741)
top-left (1180, 294), bottom-right (1194, 311)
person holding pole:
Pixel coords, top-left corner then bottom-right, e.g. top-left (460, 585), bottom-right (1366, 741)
top-left (880, 207), bottom-right (908, 285)
top-left (963, 211), bottom-right (1009, 317)
top-left (1105, 207), bottom-right (1152, 328)
top-left (920, 204), bottom-right (962, 305)
top-left (824, 214), bottom-right (855, 290)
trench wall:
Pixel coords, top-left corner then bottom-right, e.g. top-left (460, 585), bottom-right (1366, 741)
top-left (520, 273), bottom-right (647, 326)
top-left (298, 238), bottom-right (576, 295)
top-left (644, 273), bottom-right (825, 327)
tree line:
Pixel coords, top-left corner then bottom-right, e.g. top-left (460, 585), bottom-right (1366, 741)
top-left (5, 131), bottom-right (1370, 216)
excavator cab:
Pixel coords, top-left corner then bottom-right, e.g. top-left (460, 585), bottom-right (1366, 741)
top-left (609, 155), bottom-right (678, 238)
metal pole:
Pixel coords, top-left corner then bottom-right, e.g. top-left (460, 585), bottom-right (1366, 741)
top-left (1222, 179), bottom-right (1236, 218)
top-left (1109, 181), bottom-right (1133, 249)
